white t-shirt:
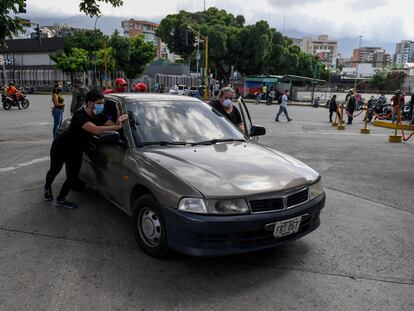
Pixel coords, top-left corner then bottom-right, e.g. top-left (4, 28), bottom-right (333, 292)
top-left (281, 94), bottom-right (288, 107)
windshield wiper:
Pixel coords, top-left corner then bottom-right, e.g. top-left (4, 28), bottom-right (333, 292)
top-left (191, 138), bottom-right (246, 146)
top-left (138, 141), bottom-right (189, 147)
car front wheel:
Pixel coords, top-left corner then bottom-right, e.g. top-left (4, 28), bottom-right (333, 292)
top-left (131, 194), bottom-right (169, 258)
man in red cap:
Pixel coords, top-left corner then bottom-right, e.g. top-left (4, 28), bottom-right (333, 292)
top-left (103, 77), bottom-right (128, 94)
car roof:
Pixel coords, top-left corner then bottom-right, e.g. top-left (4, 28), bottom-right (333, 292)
top-left (105, 93), bottom-right (201, 102)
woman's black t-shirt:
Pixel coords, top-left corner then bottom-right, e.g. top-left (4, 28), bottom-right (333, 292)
top-left (209, 100), bottom-right (243, 127)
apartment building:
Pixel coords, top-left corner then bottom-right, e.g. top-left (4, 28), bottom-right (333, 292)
top-left (292, 35), bottom-right (338, 68)
top-left (121, 19), bottom-right (167, 59)
top-left (352, 47), bottom-right (391, 68)
top-left (393, 40), bottom-right (414, 65)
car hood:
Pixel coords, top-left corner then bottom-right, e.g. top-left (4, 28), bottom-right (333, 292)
top-left (142, 142), bottom-right (319, 198)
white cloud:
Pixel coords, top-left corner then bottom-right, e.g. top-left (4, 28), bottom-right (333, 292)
top-left (24, 0), bottom-right (414, 42)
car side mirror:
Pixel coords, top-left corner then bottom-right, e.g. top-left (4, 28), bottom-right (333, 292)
top-left (250, 125), bottom-right (266, 137)
top-left (99, 131), bottom-right (121, 144)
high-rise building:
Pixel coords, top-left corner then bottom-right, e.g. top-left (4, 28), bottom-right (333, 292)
top-left (292, 35), bottom-right (338, 68)
top-left (393, 40), bottom-right (414, 65)
top-left (121, 19), bottom-right (167, 59)
top-left (352, 47), bottom-right (391, 68)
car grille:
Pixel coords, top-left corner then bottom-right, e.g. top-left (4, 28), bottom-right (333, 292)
top-left (249, 188), bottom-right (309, 213)
top-left (287, 188), bottom-right (309, 207)
top-left (249, 198), bottom-right (284, 213)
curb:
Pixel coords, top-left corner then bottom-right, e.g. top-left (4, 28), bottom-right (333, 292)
top-left (373, 120), bottom-right (414, 130)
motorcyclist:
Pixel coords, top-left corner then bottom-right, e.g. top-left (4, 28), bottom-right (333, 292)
top-left (103, 77), bottom-right (128, 94)
top-left (6, 81), bottom-right (21, 109)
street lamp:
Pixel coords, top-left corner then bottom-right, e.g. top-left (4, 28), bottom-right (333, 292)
top-left (354, 35), bottom-right (363, 91)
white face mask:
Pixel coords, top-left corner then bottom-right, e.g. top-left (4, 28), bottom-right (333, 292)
top-left (223, 98), bottom-right (232, 108)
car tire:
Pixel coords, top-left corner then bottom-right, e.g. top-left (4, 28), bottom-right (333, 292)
top-left (131, 194), bottom-right (169, 258)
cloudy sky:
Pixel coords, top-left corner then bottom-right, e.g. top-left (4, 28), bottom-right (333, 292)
top-left (24, 0), bottom-right (413, 53)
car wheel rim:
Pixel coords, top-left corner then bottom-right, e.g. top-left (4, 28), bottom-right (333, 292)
top-left (138, 207), bottom-right (162, 247)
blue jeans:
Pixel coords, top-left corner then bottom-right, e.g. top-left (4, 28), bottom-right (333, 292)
top-left (52, 108), bottom-right (63, 138)
top-left (275, 106), bottom-right (290, 120)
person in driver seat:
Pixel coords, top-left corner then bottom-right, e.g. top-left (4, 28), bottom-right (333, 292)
top-left (208, 86), bottom-right (245, 132)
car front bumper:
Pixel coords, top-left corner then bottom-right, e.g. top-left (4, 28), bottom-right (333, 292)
top-left (161, 193), bottom-right (325, 257)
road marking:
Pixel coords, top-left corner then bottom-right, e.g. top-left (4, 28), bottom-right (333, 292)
top-left (26, 122), bottom-right (51, 126)
top-left (0, 156), bottom-right (49, 173)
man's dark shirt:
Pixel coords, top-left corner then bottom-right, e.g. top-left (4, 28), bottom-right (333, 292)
top-left (59, 109), bottom-right (108, 151)
top-left (209, 99), bottom-right (243, 127)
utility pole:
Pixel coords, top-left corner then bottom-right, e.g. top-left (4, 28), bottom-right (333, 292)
top-left (187, 25), bottom-right (209, 100)
top-left (204, 0), bottom-right (206, 11)
top-left (353, 35), bottom-right (363, 91)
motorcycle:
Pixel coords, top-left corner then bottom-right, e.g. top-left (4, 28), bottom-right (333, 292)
top-left (2, 90), bottom-right (30, 110)
top-left (312, 96), bottom-right (320, 108)
top-left (266, 90), bottom-right (276, 105)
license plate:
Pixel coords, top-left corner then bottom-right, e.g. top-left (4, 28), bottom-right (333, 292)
top-left (273, 216), bottom-right (302, 238)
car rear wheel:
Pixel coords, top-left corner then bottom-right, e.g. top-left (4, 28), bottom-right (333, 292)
top-left (132, 194), bottom-right (169, 258)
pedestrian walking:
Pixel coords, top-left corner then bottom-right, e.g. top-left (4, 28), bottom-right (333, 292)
top-left (346, 89), bottom-right (356, 124)
top-left (51, 81), bottom-right (65, 138)
top-left (70, 79), bottom-right (89, 116)
top-left (44, 89), bottom-right (128, 208)
top-left (391, 90), bottom-right (404, 123)
top-left (329, 94), bottom-right (337, 122)
top-left (275, 90), bottom-right (292, 122)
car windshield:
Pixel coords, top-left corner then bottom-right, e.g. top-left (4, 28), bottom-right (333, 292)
top-left (126, 100), bottom-right (245, 146)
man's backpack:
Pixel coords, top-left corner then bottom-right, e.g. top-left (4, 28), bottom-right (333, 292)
top-left (278, 95), bottom-right (283, 105)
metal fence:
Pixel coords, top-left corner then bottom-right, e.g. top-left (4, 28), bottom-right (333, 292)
top-left (0, 69), bottom-right (200, 93)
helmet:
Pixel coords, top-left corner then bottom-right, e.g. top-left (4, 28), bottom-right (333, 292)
top-left (9, 81), bottom-right (15, 86)
top-left (115, 78), bottom-right (127, 87)
top-left (395, 89), bottom-right (401, 95)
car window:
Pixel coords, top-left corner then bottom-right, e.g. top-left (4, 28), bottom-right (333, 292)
top-left (125, 100), bottom-right (245, 146)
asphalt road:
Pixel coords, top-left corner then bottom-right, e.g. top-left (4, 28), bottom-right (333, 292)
top-left (0, 95), bottom-right (413, 311)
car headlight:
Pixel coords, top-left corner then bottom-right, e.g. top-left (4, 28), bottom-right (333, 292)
top-left (178, 198), bottom-right (250, 215)
top-left (178, 198), bottom-right (207, 214)
top-left (206, 199), bottom-right (250, 215)
top-left (309, 179), bottom-right (324, 200)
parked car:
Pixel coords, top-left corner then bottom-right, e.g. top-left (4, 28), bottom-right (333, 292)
top-left (62, 94), bottom-right (325, 258)
top-left (168, 84), bottom-right (188, 95)
top-left (188, 86), bottom-right (201, 97)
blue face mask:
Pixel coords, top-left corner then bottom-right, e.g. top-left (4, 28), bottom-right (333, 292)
top-left (94, 103), bottom-right (104, 115)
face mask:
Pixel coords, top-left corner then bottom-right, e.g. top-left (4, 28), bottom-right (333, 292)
top-left (223, 99), bottom-right (232, 108)
top-left (94, 103), bottom-right (104, 115)
top-left (56, 87), bottom-right (62, 93)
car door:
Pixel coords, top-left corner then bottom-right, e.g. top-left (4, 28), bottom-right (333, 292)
top-left (237, 97), bottom-right (253, 137)
top-left (83, 98), bottom-right (130, 207)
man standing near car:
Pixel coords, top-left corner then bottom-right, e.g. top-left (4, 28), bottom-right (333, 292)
top-left (70, 79), bottom-right (89, 116)
top-left (44, 89), bottom-right (128, 208)
top-left (208, 87), bottom-right (245, 132)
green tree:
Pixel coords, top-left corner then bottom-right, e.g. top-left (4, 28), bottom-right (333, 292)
top-left (368, 70), bottom-right (387, 90)
top-left (109, 30), bottom-right (131, 72)
top-left (0, 0), bottom-right (27, 47)
top-left (157, 8), bottom-right (329, 82)
top-left (50, 48), bottom-right (91, 73)
top-left (384, 71), bottom-right (407, 91)
top-left (122, 36), bottom-right (156, 79)
top-left (0, 0), bottom-right (123, 46)
top-left (63, 29), bottom-right (107, 55)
